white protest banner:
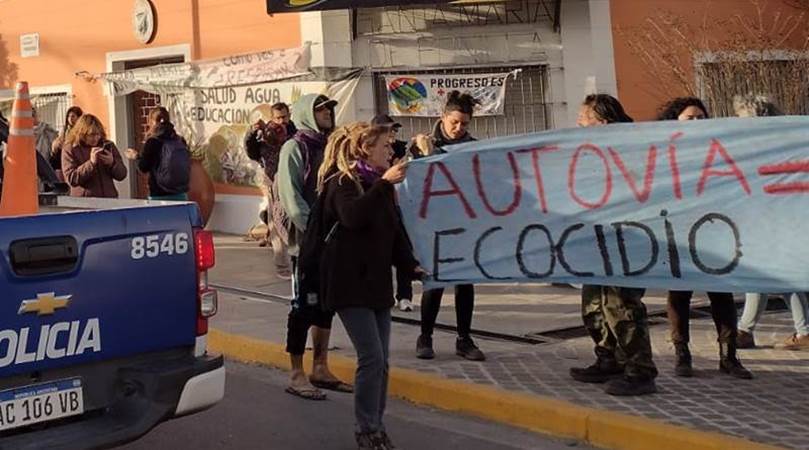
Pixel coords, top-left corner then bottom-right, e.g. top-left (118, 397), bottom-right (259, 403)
top-left (163, 71), bottom-right (361, 188)
top-left (397, 117), bottom-right (809, 292)
top-left (385, 71), bottom-right (518, 117)
top-left (100, 45), bottom-right (311, 96)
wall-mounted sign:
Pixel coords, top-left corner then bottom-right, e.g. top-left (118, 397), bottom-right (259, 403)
top-left (266, 0), bottom-right (453, 13)
top-left (133, 0), bottom-right (157, 44)
top-left (19, 33), bottom-right (39, 58)
top-left (384, 71), bottom-right (519, 117)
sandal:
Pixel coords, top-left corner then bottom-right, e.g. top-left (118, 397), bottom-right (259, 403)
top-left (309, 378), bottom-right (354, 393)
top-left (285, 385), bottom-right (327, 401)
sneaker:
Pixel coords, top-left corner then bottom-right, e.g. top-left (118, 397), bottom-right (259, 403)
top-left (604, 376), bottom-right (657, 396)
top-left (775, 333), bottom-right (809, 351)
top-left (416, 335), bottom-right (435, 359)
top-left (397, 299), bottom-right (414, 312)
top-left (456, 337), bottom-right (486, 361)
top-left (736, 330), bottom-right (756, 349)
top-left (569, 360), bottom-right (623, 383)
top-left (355, 432), bottom-right (386, 450)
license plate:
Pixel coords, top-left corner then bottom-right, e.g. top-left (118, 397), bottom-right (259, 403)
top-left (0, 378), bottom-right (83, 432)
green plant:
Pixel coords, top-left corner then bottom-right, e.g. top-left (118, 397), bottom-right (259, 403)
top-left (186, 133), bottom-right (208, 161)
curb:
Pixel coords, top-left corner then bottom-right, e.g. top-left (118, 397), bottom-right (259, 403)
top-left (208, 328), bottom-right (783, 450)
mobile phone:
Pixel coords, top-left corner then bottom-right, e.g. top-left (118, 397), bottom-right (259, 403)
top-left (102, 142), bottom-right (113, 152)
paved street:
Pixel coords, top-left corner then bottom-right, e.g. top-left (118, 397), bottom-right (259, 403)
top-left (120, 362), bottom-right (589, 450)
top-left (209, 235), bottom-right (809, 449)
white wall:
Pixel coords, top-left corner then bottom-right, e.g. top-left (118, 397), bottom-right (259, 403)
top-left (342, 1), bottom-right (618, 130)
top-left (300, 10), bottom-right (358, 124)
top-left (560, 0), bottom-right (619, 126)
top-left (207, 194), bottom-right (262, 234)
top-left (350, 6), bottom-right (566, 127)
top-left (208, 1), bottom-right (621, 234)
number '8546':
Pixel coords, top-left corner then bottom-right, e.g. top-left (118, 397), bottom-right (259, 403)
top-left (131, 233), bottom-right (190, 260)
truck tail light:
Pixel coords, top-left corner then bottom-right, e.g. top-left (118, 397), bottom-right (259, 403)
top-left (195, 229), bottom-right (216, 271)
top-left (194, 229), bottom-right (217, 336)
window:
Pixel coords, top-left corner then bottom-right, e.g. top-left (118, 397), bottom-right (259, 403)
top-left (0, 92), bottom-right (69, 131)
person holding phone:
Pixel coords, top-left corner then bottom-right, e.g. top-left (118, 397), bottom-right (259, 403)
top-left (317, 122), bottom-right (424, 450)
top-left (62, 114), bottom-right (127, 198)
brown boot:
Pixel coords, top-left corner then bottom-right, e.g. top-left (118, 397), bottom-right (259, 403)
top-left (736, 330), bottom-right (755, 349)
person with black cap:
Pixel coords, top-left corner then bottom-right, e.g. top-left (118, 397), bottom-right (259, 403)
top-left (277, 93), bottom-right (353, 401)
top-left (371, 114), bottom-right (408, 160)
top-left (370, 113), bottom-right (420, 313)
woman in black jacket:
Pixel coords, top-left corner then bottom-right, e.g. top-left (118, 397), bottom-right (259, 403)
top-left (317, 122), bottom-right (422, 450)
top-left (415, 91), bottom-right (486, 362)
top-left (125, 107), bottom-right (190, 200)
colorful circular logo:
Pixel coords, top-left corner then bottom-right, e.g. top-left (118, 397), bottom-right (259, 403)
top-left (388, 78), bottom-right (428, 114)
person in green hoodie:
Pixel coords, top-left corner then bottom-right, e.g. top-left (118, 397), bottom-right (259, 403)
top-left (277, 93), bottom-right (353, 400)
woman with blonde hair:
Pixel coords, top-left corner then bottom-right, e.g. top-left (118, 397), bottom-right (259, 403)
top-left (62, 114), bottom-right (127, 198)
top-left (317, 122), bottom-right (423, 450)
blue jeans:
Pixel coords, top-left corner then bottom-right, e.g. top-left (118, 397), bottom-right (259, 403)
top-left (739, 293), bottom-right (809, 336)
top-left (338, 307), bottom-right (391, 434)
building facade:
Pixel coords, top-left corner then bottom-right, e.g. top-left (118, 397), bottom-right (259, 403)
top-left (1, 0), bottom-right (803, 233)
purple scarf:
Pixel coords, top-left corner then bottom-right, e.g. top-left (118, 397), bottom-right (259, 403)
top-left (356, 160), bottom-right (382, 186)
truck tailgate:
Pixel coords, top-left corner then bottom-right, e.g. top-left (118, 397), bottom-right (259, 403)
top-left (0, 203), bottom-right (201, 379)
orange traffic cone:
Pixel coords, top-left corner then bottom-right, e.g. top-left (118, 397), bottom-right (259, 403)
top-left (0, 81), bottom-right (39, 216)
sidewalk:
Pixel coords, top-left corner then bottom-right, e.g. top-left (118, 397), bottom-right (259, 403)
top-left (209, 235), bottom-right (808, 450)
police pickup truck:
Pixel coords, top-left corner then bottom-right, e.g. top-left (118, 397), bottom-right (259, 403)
top-left (0, 196), bottom-right (224, 449)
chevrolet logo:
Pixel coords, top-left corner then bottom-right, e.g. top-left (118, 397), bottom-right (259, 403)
top-left (18, 292), bottom-right (72, 316)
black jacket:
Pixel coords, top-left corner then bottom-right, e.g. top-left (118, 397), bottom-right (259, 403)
top-left (430, 119), bottom-right (476, 151)
top-left (0, 113), bottom-right (8, 145)
top-left (285, 120), bottom-right (298, 138)
top-left (320, 175), bottom-right (419, 311)
top-left (138, 123), bottom-right (185, 197)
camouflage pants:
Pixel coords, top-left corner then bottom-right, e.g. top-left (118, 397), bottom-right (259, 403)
top-left (581, 285), bottom-right (658, 379)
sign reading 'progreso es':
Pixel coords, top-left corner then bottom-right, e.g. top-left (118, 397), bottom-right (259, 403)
top-left (266, 0), bottom-right (454, 13)
top-left (385, 72), bottom-right (517, 117)
top-left (396, 116), bottom-right (809, 293)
